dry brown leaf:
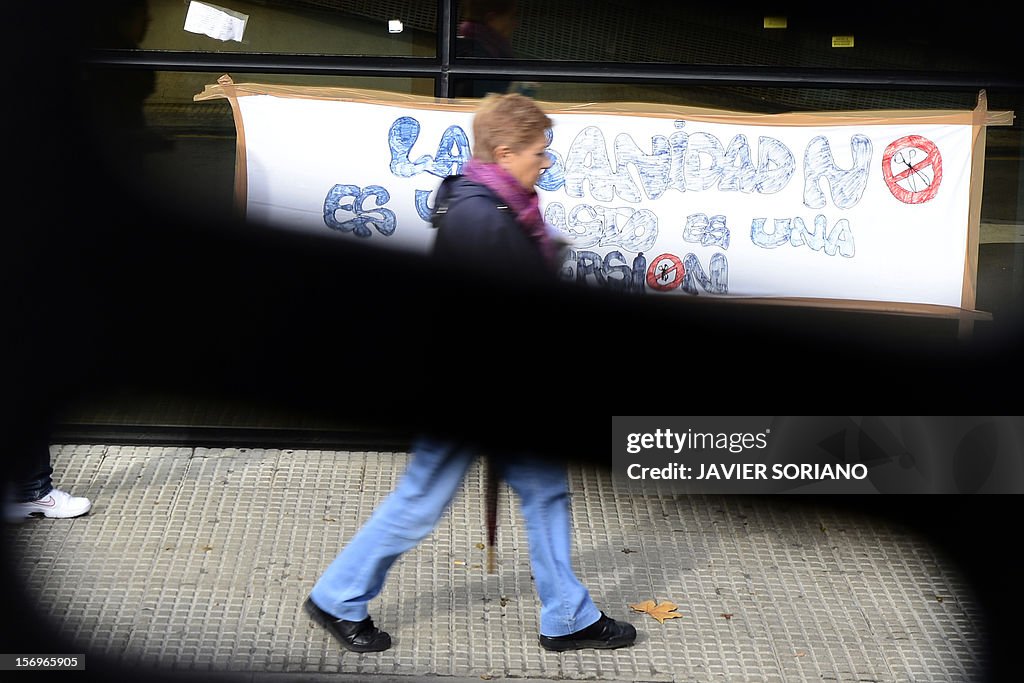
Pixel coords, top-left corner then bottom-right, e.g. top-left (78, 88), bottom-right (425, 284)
top-left (629, 599), bottom-right (683, 624)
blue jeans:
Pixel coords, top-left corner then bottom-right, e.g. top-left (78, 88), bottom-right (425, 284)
top-left (10, 441), bottom-right (54, 503)
top-left (311, 437), bottom-right (602, 636)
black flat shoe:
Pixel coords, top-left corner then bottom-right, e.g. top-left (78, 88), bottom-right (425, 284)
top-left (539, 612), bottom-right (637, 651)
top-left (304, 597), bottom-right (392, 652)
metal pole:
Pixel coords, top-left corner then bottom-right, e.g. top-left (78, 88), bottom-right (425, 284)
top-left (436, 0), bottom-right (452, 99)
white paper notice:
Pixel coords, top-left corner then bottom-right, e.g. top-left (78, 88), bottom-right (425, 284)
top-left (184, 1), bottom-right (248, 42)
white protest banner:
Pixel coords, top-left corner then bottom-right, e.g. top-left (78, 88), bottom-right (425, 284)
top-left (195, 76), bottom-right (1008, 317)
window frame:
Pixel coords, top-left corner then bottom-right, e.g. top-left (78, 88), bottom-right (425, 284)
top-left (83, 0), bottom-right (1024, 98)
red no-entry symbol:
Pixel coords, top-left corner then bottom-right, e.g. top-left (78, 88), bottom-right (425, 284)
top-left (646, 253), bottom-right (685, 291)
top-left (882, 135), bottom-right (943, 204)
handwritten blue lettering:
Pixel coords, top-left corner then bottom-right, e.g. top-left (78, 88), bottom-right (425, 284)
top-left (323, 184), bottom-right (397, 237)
top-left (751, 217), bottom-right (792, 248)
top-left (388, 116), bottom-right (470, 178)
top-left (544, 202), bottom-right (658, 252)
top-left (683, 132), bottom-right (726, 192)
top-left (537, 128), bottom-right (566, 191)
top-left (683, 213), bottom-right (730, 249)
top-left (803, 135), bottom-right (872, 209)
top-left (719, 135), bottom-right (757, 193)
top-left (564, 126), bottom-right (643, 202)
top-left (614, 133), bottom-right (671, 200)
top-left (680, 252), bottom-right (729, 295)
top-left (751, 216), bottom-right (855, 257)
top-left (646, 252), bottom-right (729, 294)
top-left (560, 122), bottom-right (796, 201)
top-left (565, 249), bottom-right (646, 293)
top-left (415, 189), bottom-right (435, 221)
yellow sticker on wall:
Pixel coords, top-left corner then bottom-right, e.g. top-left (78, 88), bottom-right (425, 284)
top-left (832, 35), bottom-right (855, 48)
top-left (763, 16), bottom-right (787, 29)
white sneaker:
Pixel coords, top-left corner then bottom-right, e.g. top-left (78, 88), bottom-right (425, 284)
top-left (6, 488), bottom-right (92, 522)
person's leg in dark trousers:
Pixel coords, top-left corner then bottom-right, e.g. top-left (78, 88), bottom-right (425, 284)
top-left (5, 436), bottom-right (91, 522)
top-left (11, 437), bottom-right (54, 503)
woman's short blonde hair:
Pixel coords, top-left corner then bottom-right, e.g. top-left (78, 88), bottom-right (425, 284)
top-left (472, 93), bottom-right (552, 162)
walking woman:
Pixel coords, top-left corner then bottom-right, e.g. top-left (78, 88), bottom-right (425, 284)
top-left (304, 93), bottom-right (636, 654)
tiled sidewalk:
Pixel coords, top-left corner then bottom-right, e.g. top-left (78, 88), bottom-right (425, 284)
top-left (3, 445), bottom-right (988, 682)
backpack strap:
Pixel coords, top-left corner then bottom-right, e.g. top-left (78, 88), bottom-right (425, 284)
top-left (430, 176), bottom-right (510, 229)
top-left (430, 202), bottom-right (449, 229)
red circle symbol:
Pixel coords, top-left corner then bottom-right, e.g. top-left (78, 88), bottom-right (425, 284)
top-left (646, 253), bottom-right (685, 291)
top-left (882, 135), bottom-right (943, 204)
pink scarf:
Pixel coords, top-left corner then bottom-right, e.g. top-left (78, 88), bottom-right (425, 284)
top-left (462, 157), bottom-right (560, 271)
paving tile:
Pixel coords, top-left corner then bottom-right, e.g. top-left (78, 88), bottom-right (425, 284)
top-left (0, 444), bottom-right (989, 682)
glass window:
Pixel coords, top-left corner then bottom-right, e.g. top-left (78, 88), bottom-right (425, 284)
top-left (458, 79), bottom-right (995, 113)
top-left (81, 68), bottom-right (435, 221)
top-left (454, 0), bottom-right (1014, 74)
top-left (75, 3), bottom-right (1021, 350)
top-left (89, 0), bottom-right (436, 57)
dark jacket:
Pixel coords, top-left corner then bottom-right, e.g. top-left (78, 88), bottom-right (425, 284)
top-left (431, 175), bottom-right (556, 282)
